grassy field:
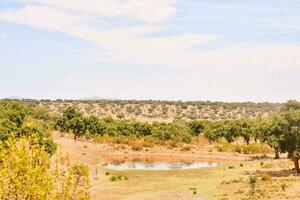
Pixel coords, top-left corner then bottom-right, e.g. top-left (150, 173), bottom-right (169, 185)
top-left (53, 134), bottom-right (300, 200)
top-left (91, 160), bottom-right (299, 200)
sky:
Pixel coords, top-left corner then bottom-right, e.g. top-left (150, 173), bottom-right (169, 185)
top-left (0, 0), bottom-right (299, 102)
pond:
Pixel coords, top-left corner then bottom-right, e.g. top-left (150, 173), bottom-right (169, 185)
top-left (103, 161), bottom-right (218, 171)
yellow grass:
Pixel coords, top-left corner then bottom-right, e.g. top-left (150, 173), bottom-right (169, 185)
top-left (53, 133), bottom-right (300, 200)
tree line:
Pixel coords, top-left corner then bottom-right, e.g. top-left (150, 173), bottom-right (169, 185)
top-left (0, 99), bottom-right (299, 173)
top-left (55, 100), bottom-right (300, 173)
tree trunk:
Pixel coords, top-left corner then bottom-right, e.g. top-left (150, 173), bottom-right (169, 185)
top-left (274, 147), bottom-right (280, 159)
top-left (74, 134), bottom-right (77, 141)
top-left (245, 138), bottom-right (250, 145)
top-left (292, 157), bottom-right (300, 174)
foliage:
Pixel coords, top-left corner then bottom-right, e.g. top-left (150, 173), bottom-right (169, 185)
top-left (0, 100), bottom-right (56, 155)
top-left (257, 101), bottom-right (300, 171)
top-left (56, 107), bottom-right (192, 143)
top-left (189, 120), bottom-right (205, 136)
top-left (0, 137), bottom-right (90, 200)
top-left (56, 107), bottom-right (87, 140)
top-left (39, 99), bottom-right (281, 121)
top-left (0, 100), bottom-right (30, 128)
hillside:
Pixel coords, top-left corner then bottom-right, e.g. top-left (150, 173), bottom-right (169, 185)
top-left (33, 99), bottom-right (282, 121)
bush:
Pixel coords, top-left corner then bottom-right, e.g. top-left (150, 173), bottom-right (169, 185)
top-left (109, 175), bottom-right (128, 182)
top-left (249, 176), bottom-right (257, 196)
top-left (109, 176), bottom-right (117, 182)
top-left (260, 174), bottom-right (272, 181)
top-left (0, 137), bottom-right (90, 199)
top-left (281, 183), bottom-right (287, 191)
top-left (217, 143), bottom-right (272, 154)
top-left (131, 144), bottom-right (143, 151)
top-left (241, 144), bottom-right (272, 154)
top-left (181, 145), bottom-right (193, 151)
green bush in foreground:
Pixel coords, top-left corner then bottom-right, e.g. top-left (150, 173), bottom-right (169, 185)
top-left (0, 137), bottom-right (90, 200)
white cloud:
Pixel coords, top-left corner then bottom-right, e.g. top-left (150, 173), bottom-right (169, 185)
top-left (0, 2), bottom-right (300, 72)
top-left (0, 5), bottom-right (218, 64)
top-left (0, 5), bottom-right (83, 31)
top-left (18, 0), bottom-right (176, 23)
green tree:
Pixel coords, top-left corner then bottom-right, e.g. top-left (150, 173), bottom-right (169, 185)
top-left (217, 121), bottom-right (239, 143)
top-left (189, 120), bottom-right (205, 136)
top-left (86, 115), bottom-right (105, 135)
top-left (259, 115), bottom-right (283, 159)
top-left (203, 121), bottom-right (220, 143)
top-left (69, 116), bottom-right (87, 140)
top-left (236, 119), bottom-right (254, 145)
top-left (56, 107), bottom-right (87, 140)
top-left (278, 110), bottom-right (300, 173)
top-left (260, 101), bottom-right (300, 170)
top-left (281, 100), bottom-right (300, 111)
top-left (0, 100), bottom-right (30, 128)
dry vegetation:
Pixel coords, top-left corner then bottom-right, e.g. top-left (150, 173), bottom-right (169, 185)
top-left (53, 134), bottom-right (300, 200)
top-left (37, 99), bottom-right (281, 121)
top-left (1, 99), bottom-right (299, 200)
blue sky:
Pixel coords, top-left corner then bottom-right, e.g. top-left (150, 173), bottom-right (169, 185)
top-left (0, 0), bottom-right (299, 102)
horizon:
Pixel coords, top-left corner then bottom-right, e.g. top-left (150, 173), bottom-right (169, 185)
top-left (0, 96), bottom-right (287, 104)
top-left (1, 0), bottom-right (300, 102)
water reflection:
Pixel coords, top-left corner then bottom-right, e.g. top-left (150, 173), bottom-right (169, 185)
top-left (104, 162), bottom-right (218, 171)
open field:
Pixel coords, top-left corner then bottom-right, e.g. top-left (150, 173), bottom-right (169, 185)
top-left (53, 133), bottom-right (300, 200)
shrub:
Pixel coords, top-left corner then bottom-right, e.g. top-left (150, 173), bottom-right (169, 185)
top-left (260, 174), bottom-right (272, 181)
top-left (249, 176), bottom-right (257, 196)
top-left (117, 175), bottom-right (123, 181)
top-left (241, 144), bottom-right (272, 154)
top-left (0, 137), bottom-right (90, 199)
top-left (281, 183), bottom-right (287, 191)
top-left (109, 176), bottom-right (117, 182)
top-left (131, 144), bottom-right (143, 151)
top-left (181, 145), bottom-right (193, 151)
top-left (109, 175), bottom-right (128, 182)
top-left (217, 143), bottom-right (272, 154)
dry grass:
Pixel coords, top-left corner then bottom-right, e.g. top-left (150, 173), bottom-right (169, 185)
top-left (216, 142), bottom-right (272, 154)
top-left (52, 133), bottom-right (300, 200)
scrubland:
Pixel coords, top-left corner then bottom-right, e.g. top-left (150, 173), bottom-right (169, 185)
top-left (0, 99), bottom-right (299, 200)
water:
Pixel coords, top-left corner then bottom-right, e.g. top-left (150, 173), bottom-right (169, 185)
top-left (103, 162), bottom-right (218, 171)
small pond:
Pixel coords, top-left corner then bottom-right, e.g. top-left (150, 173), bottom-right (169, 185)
top-left (103, 162), bottom-right (218, 171)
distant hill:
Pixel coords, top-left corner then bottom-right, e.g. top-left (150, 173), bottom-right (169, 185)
top-left (34, 99), bottom-right (282, 122)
